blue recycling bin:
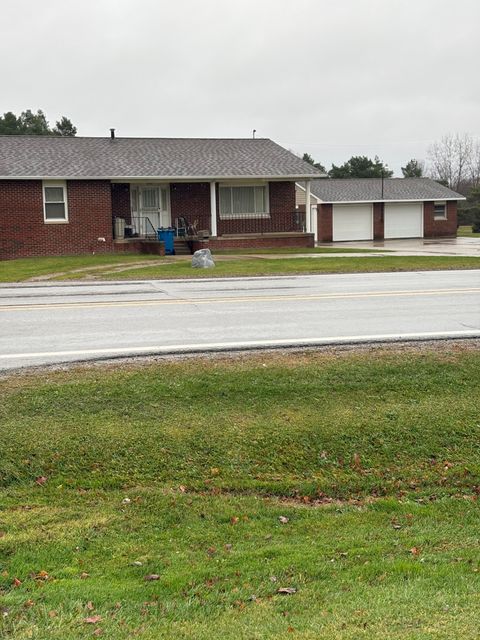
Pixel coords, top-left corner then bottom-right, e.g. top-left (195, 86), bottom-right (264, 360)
top-left (157, 227), bottom-right (175, 255)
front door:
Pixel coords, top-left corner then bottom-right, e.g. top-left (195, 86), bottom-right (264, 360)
top-left (131, 186), bottom-right (170, 236)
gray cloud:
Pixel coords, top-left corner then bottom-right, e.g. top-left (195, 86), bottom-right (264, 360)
top-left (1, 0), bottom-right (479, 174)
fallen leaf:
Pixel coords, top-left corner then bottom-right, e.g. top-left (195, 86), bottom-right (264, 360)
top-left (13, 577), bottom-right (22, 587)
top-left (224, 544), bottom-right (233, 551)
top-left (410, 547), bottom-right (420, 556)
top-left (144, 574), bottom-right (160, 581)
top-left (93, 629), bottom-right (103, 637)
top-left (35, 476), bottom-right (47, 486)
top-left (206, 546), bottom-right (216, 556)
top-left (279, 516), bottom-right (289, 524)
top-left (210, 467), bottom-right (220, 476)
top-left (80, 572), bottom-right (90, 579)
top-left (230, 516), bottom-right (239, 525)
top-left (352, 453), bottom-right (362, 471)
top-left (23, 599), bottom-right (35, 608)
top-left (84, 615), bottom-right (102, 624)
top-left (86, 601), bottom-right (95, 611)
top-left (121, 498), bottom-right (131, 505)
top-left (130, 561), bottom-right (143, 567)
top-left (48, 610), bottom-right (57, 618)
top-left (35, 570), bottom-right (49, 580)
top-left (277, 587), bottom-right (297, 595)
top-left (178, 485), bottom-right (187, 493)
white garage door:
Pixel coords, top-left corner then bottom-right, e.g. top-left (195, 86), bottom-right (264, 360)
top-left (385, 203), bottom-right (423, 239)
top-left (333, 204), bottom-right (373, 242)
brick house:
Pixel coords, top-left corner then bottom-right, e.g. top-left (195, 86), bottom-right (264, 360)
top-left (296, 178), bottom-right (464, 242)
top-left (0, 134), bottom-right (321, 260)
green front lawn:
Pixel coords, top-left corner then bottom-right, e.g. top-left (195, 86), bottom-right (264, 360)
top-left (2, 254), bottom-right (480, 283)
top-left (0, 254), bottom-right (161, 283)
top-left (1, 346), bottom-right (480, 639)
top-left (96, 255), bottom-right (480, 280)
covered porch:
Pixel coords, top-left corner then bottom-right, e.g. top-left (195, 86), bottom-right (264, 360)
top-left (111, 179), bottom-right (315, 250)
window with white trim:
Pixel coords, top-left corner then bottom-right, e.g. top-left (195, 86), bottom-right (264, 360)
top-left (433, 201), bottom-right (447, 220)
top-left (219, 185), bottom-right (269, 219)
top-left (43, 181), bottom-right (68, 222)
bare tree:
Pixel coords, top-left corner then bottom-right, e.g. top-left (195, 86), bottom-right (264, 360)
top-left (427, 133), bottom-right (474, 191)
top-left (468, 139), bottom-right (480, 187)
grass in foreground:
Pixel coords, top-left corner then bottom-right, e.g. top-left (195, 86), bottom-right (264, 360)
top-left (1, 347), bottom-right (480, 639)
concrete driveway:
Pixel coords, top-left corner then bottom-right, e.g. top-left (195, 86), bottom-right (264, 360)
top-left (321, 236), bottom-right (480, 256)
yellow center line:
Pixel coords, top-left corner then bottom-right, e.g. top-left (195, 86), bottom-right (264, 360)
top-left (1, 287), bottom-right (479, 312)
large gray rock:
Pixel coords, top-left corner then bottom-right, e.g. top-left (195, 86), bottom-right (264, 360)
top-left (191, 248), bottom-right (215, 269)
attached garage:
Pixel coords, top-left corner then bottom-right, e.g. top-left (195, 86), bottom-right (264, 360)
top-left (332, 204), bottom-right (373, 242)
top-left (384, 203), bottom-right (423, 239)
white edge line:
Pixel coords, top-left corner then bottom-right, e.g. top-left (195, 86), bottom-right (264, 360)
top-left (1, 331), bottom-right (480, 361)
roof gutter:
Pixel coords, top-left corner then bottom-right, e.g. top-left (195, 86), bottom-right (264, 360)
top-left (0, 174), bottom-right (322, 181)
top-left (315, 197), bottom-right (466, 204)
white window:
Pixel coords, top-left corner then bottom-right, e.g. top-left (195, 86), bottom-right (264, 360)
top-left (43, 181), bottom-right (68, 222)
top-left (434, 201), bottom-right (447, 220)
top-left (218, 185), bottom-right (269, 219)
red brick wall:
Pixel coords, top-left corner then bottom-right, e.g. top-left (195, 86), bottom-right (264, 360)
top-left (373, 202), bottom-right (384, 240)
top-left (195, 233), bottom-right (314, 251)
top-left (0, 180), bottom-right (113, 260)
top-left (218, 182), bottom-right (297, 235)
top-left (424, 201), bottom-right (457, 237)
top-left (113, 240), bottom-right (165, 255)
top-left (111, 183), bottom-right (131, 223)
top-left (318, 200), bottom-right (459, 243)
top-left (317, 203), bottom-right (333, 242)
top-left (170, 181), bottom-right (297, 236)
top-left (170, 182), bottom-right (211, 232)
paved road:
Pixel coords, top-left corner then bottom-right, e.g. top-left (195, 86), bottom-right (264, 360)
top-left (1, 270), bottom-right (479, 370)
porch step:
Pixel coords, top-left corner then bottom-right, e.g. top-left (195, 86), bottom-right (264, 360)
top-left (173, 238), bottom-right (192, 255)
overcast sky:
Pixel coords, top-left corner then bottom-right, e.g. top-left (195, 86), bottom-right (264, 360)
top-left (2, 0), bottom-right (479, 175)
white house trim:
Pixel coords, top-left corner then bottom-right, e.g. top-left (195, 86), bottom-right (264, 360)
top-left (313, 197), bottom-right (464, 204)
top-left (305, 180), bottom-right (311, 233)
top-left (2, 174), bottom-right (321, 182)
top-left (42, 180), bottom-right (69, 224)
top-left (210, 181), bottom-right (217, 237)
top-left (295, 182), bottom-right (321, 203)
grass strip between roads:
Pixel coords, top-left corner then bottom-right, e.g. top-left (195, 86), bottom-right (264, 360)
top-left (1, 345), bottom-right (480, 639)
top-left (2, 254), bottom-right (480, 282)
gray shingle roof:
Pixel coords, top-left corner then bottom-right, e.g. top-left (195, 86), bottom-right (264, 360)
top-left (0, 136), bottom-right (322, 180)
top-left (310, 177), bottom-right (464, 202)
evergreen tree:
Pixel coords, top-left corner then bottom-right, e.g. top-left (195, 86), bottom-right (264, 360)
top-left (302, 153), bottom-right (326, 172)
top-left (0, 109), bottom-right (77, 136)
top-left (401, 159), bottom-right (424, 177)
top-left (329, 155), bottom-right (393, 178)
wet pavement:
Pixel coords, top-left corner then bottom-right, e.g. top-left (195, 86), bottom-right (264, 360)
top-left (320, 237), bottom-right (480, 256)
